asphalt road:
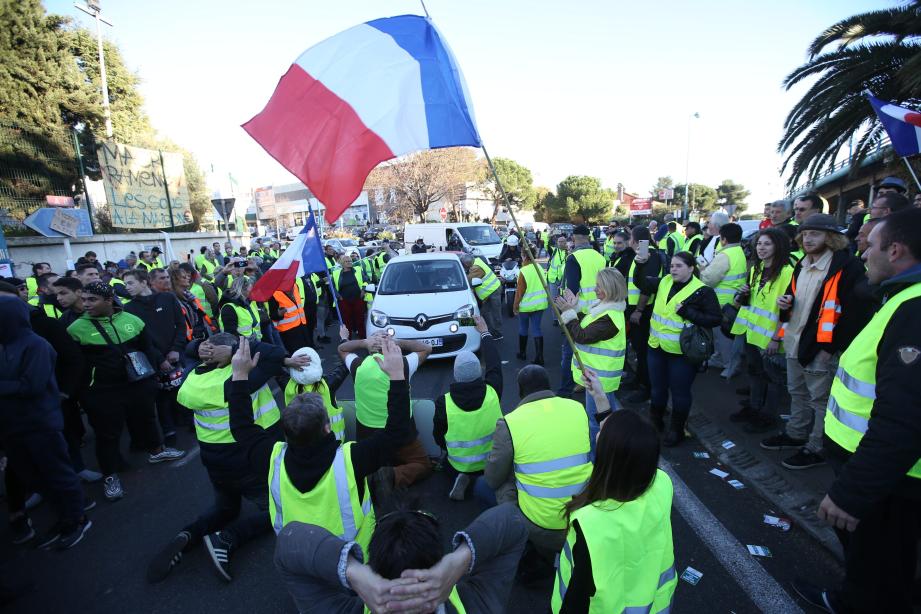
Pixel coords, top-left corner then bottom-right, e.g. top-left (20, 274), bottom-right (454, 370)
top-left (0, 311), bottom-right (843, 614)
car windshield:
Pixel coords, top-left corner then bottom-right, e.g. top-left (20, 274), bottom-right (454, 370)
top-left (379, 260), bottom-right (467, 295)
top-left (457, 226), bottom-right (501, 246)
top-left (338, 239), bottom-right (358, 247)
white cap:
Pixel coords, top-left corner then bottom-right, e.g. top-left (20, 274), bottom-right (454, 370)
top-left (289, 347), bottom-right (322, 385)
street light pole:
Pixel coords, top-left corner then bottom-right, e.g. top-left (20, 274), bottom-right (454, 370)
top-left (75, 1), bottom-right (114, 138)
top-left (684, 112), bottom-right (699, 220)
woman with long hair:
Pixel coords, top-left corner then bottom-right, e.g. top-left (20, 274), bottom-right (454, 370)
top-left (635, 251), bottom-right (722, 446)
top-left (730, 228), bottom-right (794, 431)
top-left (218, 275), bottom-right (263, 340)
top-left (552, 378), bottom-right (676, 613)
top-left (555, 267), bottom-right (628, 414)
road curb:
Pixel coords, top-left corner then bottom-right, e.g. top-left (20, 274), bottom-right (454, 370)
top-left (685, 411), bottom-right (844, 561)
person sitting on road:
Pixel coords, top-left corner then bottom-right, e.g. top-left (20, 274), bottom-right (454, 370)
top-left (275, 501), bottom-right (527, 614)
top-left (284, 338), bottom-right (351, 442)
top-left (338, 333), bottom-right (433, 494)
top-left (433, 316), bottom-right (502, 501)
top-left (230, 337), bottom-right (416, 555)
top-left (483, 365), bottom-right (602, 584)
top-left (552, 406), bottom-right (676, 613)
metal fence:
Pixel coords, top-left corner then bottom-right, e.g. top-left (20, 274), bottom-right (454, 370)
top-left (0, 121), bottom-right (81, 230)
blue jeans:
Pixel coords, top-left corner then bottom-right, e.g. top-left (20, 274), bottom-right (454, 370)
top-left (647, 346), bottom-right (698, 416)
top-left (558, 340), bottom-right (575, 395)
top-left (517, 310), bottom-right (543, 337)
top-left (585, 389), bottom-right (622, 415)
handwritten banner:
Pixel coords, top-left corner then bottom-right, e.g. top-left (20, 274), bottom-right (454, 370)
top-left (97, 141), bottom-right (194, 229)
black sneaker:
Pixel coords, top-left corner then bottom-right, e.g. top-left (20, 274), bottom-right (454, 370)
top-left (729, 406), bottom-right (757, 423)
top-left (791, 578), bottom-right (839, 613)
top-left (204, 532), bottom-right (233, 582)
top-left (35, 523), bottom-right (63, 549)
top-left (782, 448), bottom-right (826, 470)
top-left (57, 517), bottom-right (92, 550)
top-left (148, 531), bottom-right (190, 583)
top-left (760, 433), bottom-right (806, 451)
top-left (10, 516), bottom-right (35, 545)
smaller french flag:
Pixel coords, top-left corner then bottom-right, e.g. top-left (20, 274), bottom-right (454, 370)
top-left (867, 92), bottom-right (921, 158)
top-left (249, 210), bottom-right (327, 302)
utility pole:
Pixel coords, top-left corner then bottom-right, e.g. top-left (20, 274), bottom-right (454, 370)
top-left (75, 1), bottom-right (114, 138)
top-left (684, 112), bottom-right (699, 220)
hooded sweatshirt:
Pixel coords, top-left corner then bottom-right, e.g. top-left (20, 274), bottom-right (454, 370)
top-left (124, 291), bottom-right (187, 364)
top-left (0, 296), bottom-right (63, 437)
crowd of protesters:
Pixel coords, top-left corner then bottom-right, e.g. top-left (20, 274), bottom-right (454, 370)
top-left (1, 174), bottom-right (920, 612)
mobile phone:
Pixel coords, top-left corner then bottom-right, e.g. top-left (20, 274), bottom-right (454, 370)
top-left (637, 240), bottom-right (649, 259)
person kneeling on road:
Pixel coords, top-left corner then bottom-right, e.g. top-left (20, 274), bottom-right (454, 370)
top-left (231, 337), bottom-right (415, 555)
top-left (433, 316), bottom-right (502, 501)
top-left (284, 334), bottom-right (351, 442)
top-left (275, 502), bottom-right (527, 614)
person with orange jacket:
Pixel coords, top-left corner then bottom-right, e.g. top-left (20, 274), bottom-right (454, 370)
top-left (760, 214), bottom-right (874, 471)
top-left (268, 279), bottom-right (313, 355)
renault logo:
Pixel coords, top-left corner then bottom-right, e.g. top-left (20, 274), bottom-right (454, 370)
top-left (415, 314), bottom-right (428, 329)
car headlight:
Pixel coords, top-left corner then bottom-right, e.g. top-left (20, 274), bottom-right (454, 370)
top-left (470, 248), bottom-right (482, 256)
top-left (370, 309), bottom-right (389, 328)
top-left (454, 304), bottom-right (474, 319)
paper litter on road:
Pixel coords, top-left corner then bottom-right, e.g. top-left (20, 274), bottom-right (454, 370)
top-left (779, 414), bottom-right (791, 421)
top-left (721, 440), bottom-right (736, 449)
top-left (693, 452), bottom-right (710, 459)
top-left (680, 566), bottom-right (703, 585)
top-left (501, 360), bottom-right (509, 364)
top-left (727, 479), bottom-right (746, 489)
top-left (747, 545), bottom-right (772, 557)
top-left (763, 515), bottom-right (792, 531)
top-left (709, 468), bottom-right (730, 479)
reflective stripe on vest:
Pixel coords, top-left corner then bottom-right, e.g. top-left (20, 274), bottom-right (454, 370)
top-left (627, 260), bottom-right (641, 306)
top-left (572, 308), bottom-right (626, 393)
top-left (648, 275), bottom-right (705, 354)
top-left (268, 442), bottom-right (375, 552)
top-left (714, 245), bottom-right (747, 306)
top-left (730, 265), bottom-right (793, 350)
top-left (444, 386), bottom-right (501, 472)
top-left (283, 379), bottom-right (345, 441)
top-left (573, 249), bottom-right (607, 313)
top-left (547, 249), bottom-right (567, 284)
top-left (551, 470), bottom-right (677, 614)
top-left (824, 282), bottom-right (921, 479)
top-left (219, 302), bottom-right (262, 340)
top-left (505, 397), bottom-right (592, 530)
top-left (472, 257), bottom-right (500, 300)
top-left (273, 285), bottom-right (307, 332)
top-left (519, 263), bottom-right (549, 312)
top-left (791, 267), bottom-right (842, 344)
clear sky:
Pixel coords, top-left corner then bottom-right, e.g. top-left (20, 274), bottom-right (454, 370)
top-left (49, 0), bottom-right (888, 210)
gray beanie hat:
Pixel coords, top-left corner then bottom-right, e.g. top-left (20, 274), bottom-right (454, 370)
top-left (453, 351), bottom-right (482, 383)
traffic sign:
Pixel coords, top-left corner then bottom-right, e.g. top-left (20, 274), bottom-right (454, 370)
top-left (23, 208), bottom-right (94, 238)
top-left (439, 207), bottom-right (447, 221)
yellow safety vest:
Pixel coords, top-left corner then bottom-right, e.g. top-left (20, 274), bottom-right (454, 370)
top-left (713, 245), bottom-right (747, 306)
top-left (177, 365), bottom-right (280, 445)
top-left (552, 470), bottom-right (676, 614)
top-left (603, 238), bottom-right (616, 260)
top-left (26, 277), bottom-right (38, 301)
top-left (218, 302), bottom-right (262, 340)
top-left (648, 275), bottom-right (705, 355)
top-left (825, 282), bottom-right (921, 479)
top-left (284, 379), bottom-right (345, 441)
top-left (547, 249), bottom-right (567, 284)
top-left (472, 257), bottom-right (500, 301)
top-left (268, 441), bottom-right (375, 552)
top-left (572, 249), bottom-right (606, 313)
top-left (730, 264), bottom-right (793, 350)
top-left (364, 588), bottom-right (466, 614)
top-left (572, 308), bottom-right (626, 392)
top-left (519, 263), bottom-right (548, 312)
top-left (504, 397), bottom-right (592, 530)
top-left (626, 260), bottom-right (642, 306)
top-left (444, 386), bottom-right (501, 473)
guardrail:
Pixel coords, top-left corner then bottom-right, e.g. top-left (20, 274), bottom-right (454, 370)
top-left (788, 135), bottom-right (892, 196)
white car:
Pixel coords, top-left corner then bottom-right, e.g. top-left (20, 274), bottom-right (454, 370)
top-left (365, 253), bottom-right (481, 359)
top-left (323, 238), bottom-right (361, 257)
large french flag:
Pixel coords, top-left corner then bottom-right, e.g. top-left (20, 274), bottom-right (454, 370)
top-left (249, 210), bottom-right (328, 302)
top-left (243, 15), bottom-right (482, 224)
top-left (867, 92), bottom-right (921, 158)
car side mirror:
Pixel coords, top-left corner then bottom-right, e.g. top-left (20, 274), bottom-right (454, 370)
top-left (364, 284), bottom-right (376, 293)
top-left (471, 278), bottom-right (483, 288)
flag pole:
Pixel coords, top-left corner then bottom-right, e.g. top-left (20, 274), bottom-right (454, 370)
top-left (309, 206), bottom-right (345, 330)
top-left (902, 158), bottom-right (921, 191)
top-left (481, 146), bottom-right (585, 372)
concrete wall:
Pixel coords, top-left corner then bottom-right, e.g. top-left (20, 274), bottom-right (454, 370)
top-left (6, 231), bottom-right (251, 277)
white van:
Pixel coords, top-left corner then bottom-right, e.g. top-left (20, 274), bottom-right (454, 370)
top-left (403, 223), bottom-right (503, 261)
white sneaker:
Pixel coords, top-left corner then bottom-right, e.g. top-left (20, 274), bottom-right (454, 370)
top-left (104, 475), bottom-right (125, 501)
top-left (148, 447), bottom-right (186, 464)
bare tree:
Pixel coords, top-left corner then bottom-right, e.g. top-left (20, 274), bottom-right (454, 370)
top-left (368, 148), bottom-right (482, 222)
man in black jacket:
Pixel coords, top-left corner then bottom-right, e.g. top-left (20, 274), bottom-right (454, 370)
top-left (793, 208), bottom-right (921, 612)
top-left (761, 214), bottom-right (875, 470)
top-left (433, 317), bottom-right (502, 500)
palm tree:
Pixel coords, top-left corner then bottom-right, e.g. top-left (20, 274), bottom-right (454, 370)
top-left (779, 1), bottom-right (921, 189)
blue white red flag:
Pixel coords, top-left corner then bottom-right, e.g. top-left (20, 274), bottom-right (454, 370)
top-left (867, 92), bottom-right (921, 158)
top-left (243, 15), bottom-right (482, 224)
top-left (249, 210), bottom-right (327, 302)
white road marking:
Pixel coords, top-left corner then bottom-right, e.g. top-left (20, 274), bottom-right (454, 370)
top-left (660, 458), bottom-right (803, 613)
top-left (171, 446), bottom-right (200, 468)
